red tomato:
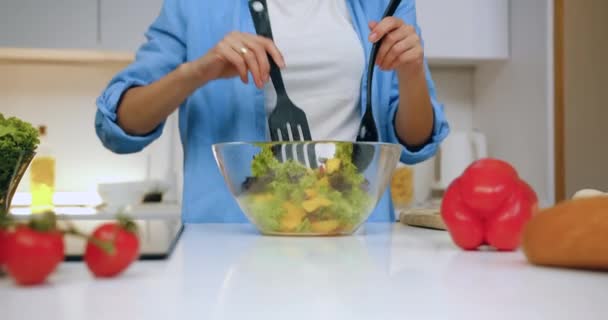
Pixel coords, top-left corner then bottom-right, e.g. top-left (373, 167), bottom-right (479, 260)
top-left (0, 228), bottom-right (8, 267)
top-left (458, 158), bottom-right (519, 215)
top-left (84, 223), bottom-right (139, 278)
top-left (5, 226), bottom-right (64, 286)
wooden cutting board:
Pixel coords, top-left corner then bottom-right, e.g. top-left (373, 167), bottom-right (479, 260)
top-left (399, 207), bottom-right (447, 231)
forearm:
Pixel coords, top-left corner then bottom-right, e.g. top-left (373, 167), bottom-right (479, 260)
top-left (117, 62), bottom-right (207, 135)
top-left (395, 66), bottom-right (434, 148)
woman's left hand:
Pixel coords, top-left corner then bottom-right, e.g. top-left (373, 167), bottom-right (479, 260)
top-left (368, 17), bottom-right (423, 75)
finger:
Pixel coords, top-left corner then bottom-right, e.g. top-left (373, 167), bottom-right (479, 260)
top-left (388, 45), bottom-right (423, 70)
top-left (369, 17), bottom-right (402, 43)
top-left (241, 36), bottom-right (270, 83)
top-left (376, 25), bottom-right (410, 67)
top-left (380, 39), bottom-right (411, 71)
top-left (226, 37), bottom-right (263, 88)
top-left (368, 20), bottom-right (378, 30)
top-left (381, 33), bottom-right (418, 70)
top-left (217, 41), bottom-right (248, 83)
top-left (255, 35), bottom-right (286, 68)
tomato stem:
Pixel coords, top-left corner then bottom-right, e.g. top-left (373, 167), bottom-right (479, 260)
top-left (62, 221), bottom-right (116, 255)
top-left (27, 211), bottom-right (58, 232)
top-left (116, 214), bottom-right (138, 235)
top-left (0, 210), bottom-right (12, 230)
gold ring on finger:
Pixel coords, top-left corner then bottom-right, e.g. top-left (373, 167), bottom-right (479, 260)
top-left (239, 47), bottom-right (248, 55)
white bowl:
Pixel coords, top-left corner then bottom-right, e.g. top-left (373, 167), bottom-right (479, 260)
top-left (97, 181), bottom-right (150, 213)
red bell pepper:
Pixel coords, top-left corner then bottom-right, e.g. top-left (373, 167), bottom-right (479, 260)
top-left (441, 158), bottom-right (538, 251)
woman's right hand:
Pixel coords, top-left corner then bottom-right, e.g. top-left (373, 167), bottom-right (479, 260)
top-left (113, 32), bottom-right (284, 136)
top-left (189, 31), bottom-right (286, 89)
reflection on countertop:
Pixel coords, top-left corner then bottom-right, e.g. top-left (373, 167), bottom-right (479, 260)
top-left (1, 223), bottom-right (607, 320)
top-left (10, 202), bottom-right (181, 219)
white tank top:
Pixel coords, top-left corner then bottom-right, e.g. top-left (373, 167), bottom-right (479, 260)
top-left (264, 0), bottom-right (365, 141)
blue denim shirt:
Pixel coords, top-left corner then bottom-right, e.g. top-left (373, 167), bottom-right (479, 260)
top-left (95, 0), bottom-right (450, 223)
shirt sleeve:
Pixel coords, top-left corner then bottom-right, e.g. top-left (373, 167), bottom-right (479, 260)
top-left (384, 0), bottom-right (450, 165)
top-left (95, 0), bottom-right (187, 154)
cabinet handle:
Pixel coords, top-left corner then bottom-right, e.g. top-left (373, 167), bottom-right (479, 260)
top-left (97, 0), bottom-right (102, 43)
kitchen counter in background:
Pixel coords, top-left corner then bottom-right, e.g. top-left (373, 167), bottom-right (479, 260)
top-left (9, 203), bottom-right (182, 220)
top-left (1, 223), bottom-right (606, 320)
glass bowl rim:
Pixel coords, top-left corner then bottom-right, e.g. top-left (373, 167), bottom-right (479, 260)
top-left (212, 140), bottom-right (403, 150)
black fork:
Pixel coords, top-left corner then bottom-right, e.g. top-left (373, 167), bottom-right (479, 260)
top-left (248, 0), bottom-right (317, 167)
top-left (353, 0), bottom-right (402, 170)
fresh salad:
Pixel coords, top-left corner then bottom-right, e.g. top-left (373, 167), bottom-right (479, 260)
top-left (239, 143), bottom-right (374, 234)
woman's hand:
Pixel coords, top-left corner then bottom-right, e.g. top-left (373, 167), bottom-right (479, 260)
top-left (114, 31), bottom-right (284, 136)
top-left (189, 31), bottom-right (286, 89)
top-left (368, 17), bottom-right (434, 148)
top-left (368, 18), bottom-right (423, 76)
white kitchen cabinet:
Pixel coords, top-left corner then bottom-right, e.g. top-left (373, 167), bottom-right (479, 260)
top-left (0, 0), bottom-right (163, 52)
top-left (99, 0), bottom-right (164, 52)
top-left (416, 0), bottom-right (510, 63)
top-left (0, 0), bottom-right (508, 60)
top-left (0, 0), bottom-right (98, 49)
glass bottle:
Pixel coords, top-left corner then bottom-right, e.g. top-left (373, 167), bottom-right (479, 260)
top-left (30, 125), bottom-right (55, 214)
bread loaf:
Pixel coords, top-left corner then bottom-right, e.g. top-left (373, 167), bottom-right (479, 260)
top-left (522, 197), bottom-right (608, 271)
top-left (572, 188), bottom-right (607, 199)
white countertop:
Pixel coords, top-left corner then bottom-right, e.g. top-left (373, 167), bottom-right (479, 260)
top-left (1, 223), bottom-right (607, 320)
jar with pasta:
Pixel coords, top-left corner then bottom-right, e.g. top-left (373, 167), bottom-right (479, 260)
top-left (390, 163), bottom-right (414, 209)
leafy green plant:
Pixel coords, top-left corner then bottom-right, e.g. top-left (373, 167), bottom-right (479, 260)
top-left (0, 113), bottom-right (40, 212)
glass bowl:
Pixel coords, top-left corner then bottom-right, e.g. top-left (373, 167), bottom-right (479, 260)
top-left (212, 141), bottom-right (401, 236)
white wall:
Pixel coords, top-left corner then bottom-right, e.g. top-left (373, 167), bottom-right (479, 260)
top-left (411, 66), bottom-right (475, 203)
top-left (0, 62), bottom-right (175, 195)
top-left (430, 67), bottom-right (475, 131)
top-left (473, 0), bottom-right (554, 206)
top-left (564, 0), bottom-right (608, 197)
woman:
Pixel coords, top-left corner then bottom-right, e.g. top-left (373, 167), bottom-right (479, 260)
top-left (95, 0), bottom-right (450, 223)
